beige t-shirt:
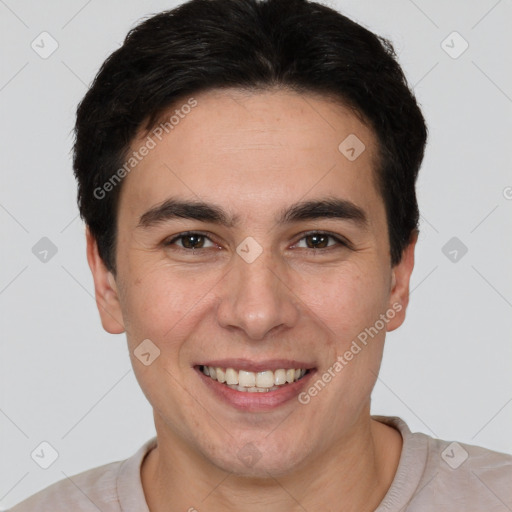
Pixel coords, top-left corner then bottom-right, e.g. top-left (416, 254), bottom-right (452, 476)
top-left (9, 415), bottom-right (512, 511)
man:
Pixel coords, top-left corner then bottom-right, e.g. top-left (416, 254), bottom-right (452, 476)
top-left (11, 0), bottom-right (512, 510)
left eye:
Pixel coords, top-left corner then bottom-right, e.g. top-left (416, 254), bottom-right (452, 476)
top-left (294, 232), bottom-right (346, 250)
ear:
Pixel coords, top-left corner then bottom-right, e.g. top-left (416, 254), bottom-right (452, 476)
top-left (85, 226), bottom-right (125, 334)
top-left (386, 230), bottom-right (418, 332)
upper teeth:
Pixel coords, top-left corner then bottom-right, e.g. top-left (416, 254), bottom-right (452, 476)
top-left (202, 366), bottom-right (307, 388)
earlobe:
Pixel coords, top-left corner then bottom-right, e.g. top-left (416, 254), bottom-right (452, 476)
top-left (85, 226), bottom-right (126, 334)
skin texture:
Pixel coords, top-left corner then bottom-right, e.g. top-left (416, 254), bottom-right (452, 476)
top-left (86, 88), bottom-right (417, 511)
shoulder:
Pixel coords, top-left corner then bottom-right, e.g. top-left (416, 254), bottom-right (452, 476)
top-left (374, 415), bottom-right (512, 510)
top-left (9, 460), bottom-right (123, 512)
top-left (9, 437), bottom-right (156, 512)
top-left (8, 462), bottom-right (121, 511)
top-left (423, 434), bottom-right (512, 507)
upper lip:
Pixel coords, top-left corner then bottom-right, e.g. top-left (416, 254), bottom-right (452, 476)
top-left (195, 359), bottom-right (316, 373)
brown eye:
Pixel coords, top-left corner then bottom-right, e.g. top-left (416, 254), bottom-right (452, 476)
top-left (294, 232), bottom-right (347, 250)
top-left (180, 234), bottom-right (205, 249)
top-left (165, 232), bottom-right (216, 250)
top-left (305, 233), bottom-right (329, 249)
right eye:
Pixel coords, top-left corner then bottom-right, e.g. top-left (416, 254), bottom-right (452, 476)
top-left (163, 231), bottom-right (218, 251)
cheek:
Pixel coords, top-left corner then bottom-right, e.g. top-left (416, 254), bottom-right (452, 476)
top-left (296, 260), bottom-right (389, 342)
top-left (118, 258), bottom-right (215, 347)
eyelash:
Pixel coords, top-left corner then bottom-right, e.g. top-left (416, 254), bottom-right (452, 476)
top-left (163, 230), bottom-right (350, 253)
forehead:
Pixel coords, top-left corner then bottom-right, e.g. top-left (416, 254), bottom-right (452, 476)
top-left (118, 88), bottom-right (383, 228)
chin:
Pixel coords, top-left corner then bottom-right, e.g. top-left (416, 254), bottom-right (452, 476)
top-left (203, 437), bottom-right (310, 479)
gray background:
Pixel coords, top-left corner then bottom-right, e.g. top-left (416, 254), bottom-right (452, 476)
top-left (1, 0), bottom-right (511, 508)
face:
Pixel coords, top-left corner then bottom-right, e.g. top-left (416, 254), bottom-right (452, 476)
top-left (87, 88), bottom-right (416, 478)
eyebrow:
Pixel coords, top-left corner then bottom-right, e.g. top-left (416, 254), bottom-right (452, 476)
top-left (137, 197), bottom-right (369, 230)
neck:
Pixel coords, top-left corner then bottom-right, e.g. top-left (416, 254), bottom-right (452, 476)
top-left (141, 413), bottom-right (402, 512)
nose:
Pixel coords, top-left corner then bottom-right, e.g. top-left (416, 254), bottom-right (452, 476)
top-left (216, 245), bottom-right (300, 341)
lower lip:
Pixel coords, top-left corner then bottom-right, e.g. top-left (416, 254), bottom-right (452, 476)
top-left (195, 367), bottom-right (316, 412)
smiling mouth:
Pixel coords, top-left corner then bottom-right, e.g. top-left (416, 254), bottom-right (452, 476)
top-left (198, 365), bottom-right (311, 393)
